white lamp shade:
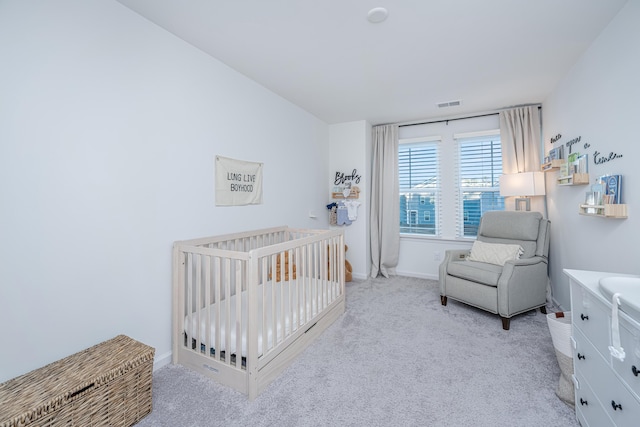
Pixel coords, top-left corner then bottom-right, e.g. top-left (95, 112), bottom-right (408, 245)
top-left (499, 172), bottom-right (546, 197)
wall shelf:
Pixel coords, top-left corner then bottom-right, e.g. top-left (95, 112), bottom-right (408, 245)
top-left (541, 159), bottom-right (564, 172)
top-left (331, 189), bottom-right (360, 199)
top-left (557, 173), bottom-right (589, 186)
top-left (578, 204), bottom-right (628, 218)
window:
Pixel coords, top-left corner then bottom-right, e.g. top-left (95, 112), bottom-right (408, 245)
top-left (399, 139), bottom-right (439, 235)
top-left (456, 134), bottom-right (504, 237)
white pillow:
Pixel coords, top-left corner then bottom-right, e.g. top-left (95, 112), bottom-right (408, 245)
top-left (467, 241), bottom-right (523, 266)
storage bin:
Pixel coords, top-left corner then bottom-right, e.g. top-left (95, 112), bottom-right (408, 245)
top-left (0, 335), bottom-right (154, 427)
top-left (546, 311), bottom-right (574, 408)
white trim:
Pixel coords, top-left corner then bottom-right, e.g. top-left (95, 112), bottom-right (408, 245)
top-left (395, 271), bottom-right (439, 280)
top-left (153, 351), bottom-right (172, 371)
top-left (453, 129), bottom-right (500, 140)
top-left (351, 272), bottom-right (368, 281)
top-left (399, 233), bottom-right (475, 243)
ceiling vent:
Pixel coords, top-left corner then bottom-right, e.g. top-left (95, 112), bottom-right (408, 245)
top-left (437, 100), bottom-right (462, 108)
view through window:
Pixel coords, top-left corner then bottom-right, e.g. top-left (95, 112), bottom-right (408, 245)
top-left (399, 140), bottom-right (439, 235)
top-left (457, 135), bottom-right (504, 237)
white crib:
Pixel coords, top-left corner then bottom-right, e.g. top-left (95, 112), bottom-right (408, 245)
top-left (172, 226), bottom-right (345, 400)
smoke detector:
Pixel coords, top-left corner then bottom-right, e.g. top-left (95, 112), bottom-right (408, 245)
top-left (367, 7), bottom-right (388, 23)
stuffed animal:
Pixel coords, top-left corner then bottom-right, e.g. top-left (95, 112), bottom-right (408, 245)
top-left (327, 244), bottom-right (352, 282)
top-left (268, 251), bottom-right (296, 282)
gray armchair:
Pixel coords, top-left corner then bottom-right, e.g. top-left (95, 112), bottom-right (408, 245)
top-left (439, 211), bottom-right (550, 330)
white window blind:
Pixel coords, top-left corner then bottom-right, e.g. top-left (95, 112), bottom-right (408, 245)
top-left (455, 133), bottom-right (504, 237)
top-left (399, 139), bottom-right (440, 236)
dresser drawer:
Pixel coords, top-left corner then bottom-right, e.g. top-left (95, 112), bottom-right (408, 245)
top-left (612, 317), bottom-right (640, 401)
top-left (574, 329), bottom-right (640, 427)
top-left (571, 280), bottom-right (611, 358)
top-left (574, 372), bottom-right (615, 427)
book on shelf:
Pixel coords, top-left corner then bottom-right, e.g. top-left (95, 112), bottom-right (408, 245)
top-left (598, 174), bottom-right (622, 204)
top-left (584, 191), bottom-right (598, 214)
top-left (577, 154), bottom-right (588, 174)
top-left (548, 145), bottom-right (564, 161)
top-left (559, 162), bottom-right (569, 177)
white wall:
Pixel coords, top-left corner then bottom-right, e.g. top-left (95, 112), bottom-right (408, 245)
top-left (542, 0), bottom-right (640, 309)
top-left (0, 0), bottom-right (330, 382)
top-left (328, 121), bottom-right (371, 279)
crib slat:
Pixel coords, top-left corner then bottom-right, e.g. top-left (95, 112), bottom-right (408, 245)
top-left (186, 253), bottom-right (193, 352)
top-left (260, 256), bottom-right (268, 355)
top-left (204, 255), bottom-right (211, 360)
top-left (195, 254), bottom-right (203, 357)
top-left (282, 249), bottom-right (289, 337)
top-left (224, 257), bottom-right (231, 365)
top-left (271, 253), bottom-right (277, 346)
top-left (214, 257), bottom-right (221, 362)
top-left (300, 244), bottom-right (307, 324)
top-left (235, 258), bottom-right (242, 368)
top-left (293, 246), bottom-right (299, 330)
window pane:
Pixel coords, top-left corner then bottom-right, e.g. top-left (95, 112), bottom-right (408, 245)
top-left (458, 137), bottom-right (504, 237)
top-left (399, 142), bottom-right (438, 236)
top-left (459, 140), bottom-right (502, 188)
top-left (461, 191), bottom-right (505, 237)
top-left (400, 193), bottom-right (436, 234)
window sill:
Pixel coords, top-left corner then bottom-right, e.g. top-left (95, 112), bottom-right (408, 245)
top-left (399, 233), bottom-right (475, 243)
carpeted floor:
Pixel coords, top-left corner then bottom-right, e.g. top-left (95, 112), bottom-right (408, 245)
top-left (137, 276), bottom-right (578, 427)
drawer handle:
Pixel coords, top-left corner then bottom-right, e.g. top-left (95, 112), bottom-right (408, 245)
top-left (577, 353), bottom-right (586, 360)
top-left (633, 365), bottom-right (639, 377)
top-left (611, 400), bottom-right (622, 411)
top-left (580, 398), bottom-right (588, 406)
top-left (580, 313), bottom-right (589, 321)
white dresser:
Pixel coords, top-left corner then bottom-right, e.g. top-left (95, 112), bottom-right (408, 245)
top-left (565, 269), bottom-right (640, 427)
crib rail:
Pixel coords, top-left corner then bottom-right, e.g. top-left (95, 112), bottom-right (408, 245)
top-left (172, 227), bottom-right (344, 398)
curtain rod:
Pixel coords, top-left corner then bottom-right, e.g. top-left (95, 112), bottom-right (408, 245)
top-left (397, 104), bottom-right (541, 128)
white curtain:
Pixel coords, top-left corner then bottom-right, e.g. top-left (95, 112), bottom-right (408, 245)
top-left (500, 106), bottom-right (550, 302)
top-left (370, 124), bottom-right (400, 278)
top-left (499, 106), bottom-right (541, 174)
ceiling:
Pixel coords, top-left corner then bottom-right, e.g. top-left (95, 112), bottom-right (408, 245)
top-left (116, 0), bottom-right (628, 125)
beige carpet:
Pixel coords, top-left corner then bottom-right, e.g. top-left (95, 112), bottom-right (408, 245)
top-left (137, 276), bottom-right (578, 427)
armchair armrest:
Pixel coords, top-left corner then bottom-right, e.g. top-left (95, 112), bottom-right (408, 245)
top-left (439, 249), bottom-right (471, 295)
top-left (497, 256), bottom-right (549, 317)
top-left (442, 249), bottom-right (469, 262)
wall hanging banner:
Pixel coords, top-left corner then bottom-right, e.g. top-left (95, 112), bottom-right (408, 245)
top-left (215, 155), bottom-right (263, 206)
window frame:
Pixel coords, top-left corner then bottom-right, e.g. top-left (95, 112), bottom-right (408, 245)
top-left (454, 131), bottom-right (505, 238)
top-left (398, 136), bottom-right (441, 237)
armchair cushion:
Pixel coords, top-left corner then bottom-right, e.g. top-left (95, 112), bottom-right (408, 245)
top-left (468, 241), bottom-right (523, 266)
top-left (447, 259), bottom-right (503, 287)
top-left (477, 211), bottom-right (541, 241)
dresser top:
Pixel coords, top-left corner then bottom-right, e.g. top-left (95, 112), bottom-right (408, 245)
top-left (565, 268), bottom-right (640, 325)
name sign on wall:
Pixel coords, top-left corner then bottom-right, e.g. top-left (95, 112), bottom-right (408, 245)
top-left (550, 133), bottom-right (624, 165)
top-left (215, 155), bottom-right (263, 206)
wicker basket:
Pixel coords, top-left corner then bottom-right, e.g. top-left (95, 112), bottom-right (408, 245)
top-left (0, 335), bottom-right (155, 427)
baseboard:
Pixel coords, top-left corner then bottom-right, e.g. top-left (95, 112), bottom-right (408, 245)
top-left (551, 296), bottom-right (569, 312)
top-left (395, 270), bottom-right (439, 281)
top-left (154, 351), bottom-right (172, 372)
top-left (351, 272), bottom-right (368, 281)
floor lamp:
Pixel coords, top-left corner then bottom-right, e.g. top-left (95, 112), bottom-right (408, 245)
top-left (499, 172), bottom-right (546, 211)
